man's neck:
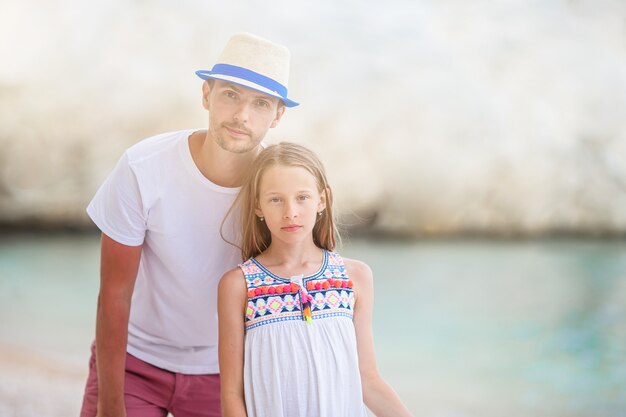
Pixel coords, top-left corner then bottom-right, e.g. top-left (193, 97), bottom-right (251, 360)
top-left (188, 130), bottom-right (260, 188)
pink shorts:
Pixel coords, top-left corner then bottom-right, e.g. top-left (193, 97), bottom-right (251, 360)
top-left (80, 342), bottom-right (221, 417)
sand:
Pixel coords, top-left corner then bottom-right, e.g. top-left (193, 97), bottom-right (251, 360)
top-left (0, 344), bottom-right (87, 417)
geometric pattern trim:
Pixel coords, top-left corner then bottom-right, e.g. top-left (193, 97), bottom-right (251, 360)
top-left (240, 251), bottom-right (356, 331)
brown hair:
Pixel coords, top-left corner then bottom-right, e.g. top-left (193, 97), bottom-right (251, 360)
top-left (224, 142), bottom-right (338, 260)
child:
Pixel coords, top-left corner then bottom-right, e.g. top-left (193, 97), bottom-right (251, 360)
top-left (218, 142), bottom-right (414, 417)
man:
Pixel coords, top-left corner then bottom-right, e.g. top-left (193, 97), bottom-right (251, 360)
top-left (80, 32), bottom-right (299, 417)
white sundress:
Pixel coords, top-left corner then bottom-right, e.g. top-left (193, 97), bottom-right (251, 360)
top-left (239, 250), bottom-right (368, 417)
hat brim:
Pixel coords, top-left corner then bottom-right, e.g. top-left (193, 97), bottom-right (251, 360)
top-left (195, 70), bottom-right (299, 108)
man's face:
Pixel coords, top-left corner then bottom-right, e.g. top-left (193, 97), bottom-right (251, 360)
top-left (204, 80), bottom-right (285, 154)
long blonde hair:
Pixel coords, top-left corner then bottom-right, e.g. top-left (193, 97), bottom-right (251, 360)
top-left (224, 142), bottom-right (338, 260)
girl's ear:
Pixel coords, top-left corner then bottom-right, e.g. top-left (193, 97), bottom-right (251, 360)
top-left (317, 188), bottom-right (329, 212)
top-left (255, 200), bottom-right (264, 218)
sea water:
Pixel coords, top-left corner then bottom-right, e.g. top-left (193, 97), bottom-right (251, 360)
top-left (1, 234), bottom-right (625, 417)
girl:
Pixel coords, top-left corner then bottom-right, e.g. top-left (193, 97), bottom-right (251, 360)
top-left (218, 142), bottom-right (414, 417)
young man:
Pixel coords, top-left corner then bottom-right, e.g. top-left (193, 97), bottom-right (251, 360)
top-left (80, 32), bottom-right (299, 417)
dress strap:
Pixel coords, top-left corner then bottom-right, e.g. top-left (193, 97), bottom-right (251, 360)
top-left (322, 251), bottom-right (350, 281)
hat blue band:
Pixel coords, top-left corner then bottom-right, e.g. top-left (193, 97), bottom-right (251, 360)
top-left (201, 63), bottom-right (288, 98)
top-left (195, 63), bottom-right (298, 107)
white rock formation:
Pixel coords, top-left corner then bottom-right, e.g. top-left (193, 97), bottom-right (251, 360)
top-left (1, 0), bottom-right (625, 234)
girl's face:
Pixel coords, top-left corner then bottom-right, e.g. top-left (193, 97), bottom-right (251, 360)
top-left (255, 165), bottom-right (326, 245)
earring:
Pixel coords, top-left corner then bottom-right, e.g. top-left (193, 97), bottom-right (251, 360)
top-left (259, 216), bottom-right (264, 222)
top-left (318, 211), bottom-right (323, 217)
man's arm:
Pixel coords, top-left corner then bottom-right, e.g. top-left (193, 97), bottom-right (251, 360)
top-left (95, 233), bottom-right (143, 417)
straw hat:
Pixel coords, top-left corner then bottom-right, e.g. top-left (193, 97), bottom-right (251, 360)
top-left (195, 32), bottom-right (299, 107)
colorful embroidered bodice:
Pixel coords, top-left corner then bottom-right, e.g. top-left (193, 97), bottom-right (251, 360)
top-left (239, 251), bottom-right (355, 331)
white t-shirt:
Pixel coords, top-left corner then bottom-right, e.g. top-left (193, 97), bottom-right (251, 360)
top-left (87, 129), bottom-right (241, 374)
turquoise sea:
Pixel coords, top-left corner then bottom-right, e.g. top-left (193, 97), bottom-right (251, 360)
top-left (1, 233), bottom-right (625, 417)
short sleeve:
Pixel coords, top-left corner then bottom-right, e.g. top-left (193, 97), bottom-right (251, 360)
top-left (86, 152), bottom-right (147, 246)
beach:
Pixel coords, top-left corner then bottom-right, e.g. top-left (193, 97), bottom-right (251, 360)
top-left (0, 344), bottom-right (87, 416)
